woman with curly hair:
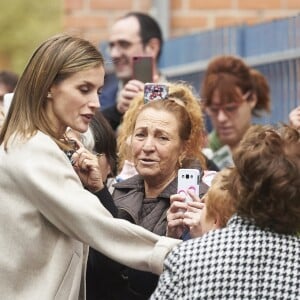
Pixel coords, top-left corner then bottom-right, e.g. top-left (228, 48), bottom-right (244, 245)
top-left (88, 82), bottom-right (210, 299)
top-left (152, 124), bottom-right (300, 299)
top-left (116, 81), bottom-right (208, 180)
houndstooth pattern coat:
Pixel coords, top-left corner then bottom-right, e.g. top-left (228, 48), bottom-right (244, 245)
top-left (151, 215), bottom-right (300, 300)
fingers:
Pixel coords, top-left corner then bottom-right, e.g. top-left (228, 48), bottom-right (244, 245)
top-left (187, 202), bottom-right (205, 211)
top-left (153, 74), bottom-right (160, 83)
top-left (170, 193), bottom-right (186, 205)
top-left (167, 208), bottom-right (185, 223)
top-left (166, 196), bottom-right (188, 238)
top-left (166, 210), bottom-right (185, 239)
top-left (117, 80), bottom-right (144, 114)
top-left (166, 221), bottom-right (184, 239)
top-left (124, 79), bottom-right (144, 91)
top-left (182, 202), bottom-right (207, 238)
top-left (71, 149), bottom-right (98, 171)
top-left (183, 211), bottom-right (203, 238)
top-left (71, 149), bottom-right (104, 192)
top-left (186, 189), bottom-right (201, 202)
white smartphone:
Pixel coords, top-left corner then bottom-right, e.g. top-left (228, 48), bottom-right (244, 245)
top-left (177, 169), bottom-right (200, 203)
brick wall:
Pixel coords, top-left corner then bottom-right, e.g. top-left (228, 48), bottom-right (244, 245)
top-left (63, 0), bottom-right (300, 45)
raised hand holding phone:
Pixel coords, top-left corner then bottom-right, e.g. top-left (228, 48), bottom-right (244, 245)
top-left (116, 56), bottom-right (153, 114)
top-left (116, 79), bottom-right (144, 114)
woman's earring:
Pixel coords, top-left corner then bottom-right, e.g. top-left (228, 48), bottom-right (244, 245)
top-left (47, 92), bottom-right (52, 98)
top-left (178, 158), bottom-right (183, 168)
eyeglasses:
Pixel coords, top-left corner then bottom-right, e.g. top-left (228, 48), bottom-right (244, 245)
top-left (205, 91), bottom-right (252, 118)
top-left (107, 39), bottom-right (143, 53)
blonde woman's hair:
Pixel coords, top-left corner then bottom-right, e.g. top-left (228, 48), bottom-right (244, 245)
top-left (117, 81), bottom-right (206, 173)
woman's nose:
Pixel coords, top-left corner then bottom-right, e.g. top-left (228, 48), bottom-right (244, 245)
top-left (89, 93), bottom-right (100, 109)
top-left (142, 136), bottom-right (155, 151)
top-left (216, 109), bottom-right (228, 122)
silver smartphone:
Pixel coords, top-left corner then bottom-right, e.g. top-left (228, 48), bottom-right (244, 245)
top-left (177, 169), bottom-right (200, 202)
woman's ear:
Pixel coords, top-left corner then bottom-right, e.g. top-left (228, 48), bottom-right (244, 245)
top-left (213, 216), bottom-right (221, 230)
top-left (249, 93), bottom-right (258, 109)
top-left (178, 147), bottom-right (187, 168)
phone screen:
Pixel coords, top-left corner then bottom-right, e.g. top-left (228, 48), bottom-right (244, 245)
top-left (132, 56), bottom-right (153, 83)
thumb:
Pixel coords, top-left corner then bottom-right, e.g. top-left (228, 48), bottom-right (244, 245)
top-left (153, 73), bottom-right (160, 83)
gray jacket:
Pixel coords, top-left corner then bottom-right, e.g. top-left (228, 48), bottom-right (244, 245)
top-left (113, 174), bottom-right (209, 235)
top-left (113, 175), bottom-right (177, 235)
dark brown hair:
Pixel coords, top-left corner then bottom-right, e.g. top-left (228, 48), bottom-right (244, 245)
top-left (229, 124), bottom-right (300, 234)
top-left (201, 55), bottom-right (270, 117)
top-left (122, 12), bottom-right (163, 60)
top-left (90, 111), bottom-right (117, 176)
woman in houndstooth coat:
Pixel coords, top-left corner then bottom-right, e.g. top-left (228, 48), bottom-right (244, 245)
top-left (151, 124), bottom-right (300, 300)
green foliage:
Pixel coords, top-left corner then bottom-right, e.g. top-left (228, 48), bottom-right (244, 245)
top-left (0, 0), bottom-right (62, 73)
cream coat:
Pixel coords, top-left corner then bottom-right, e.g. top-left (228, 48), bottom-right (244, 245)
top-left (0, 131), bottom-right (180, 300)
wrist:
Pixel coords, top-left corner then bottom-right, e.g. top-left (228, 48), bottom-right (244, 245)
top-left (116, 102), bottom-right (123, 114)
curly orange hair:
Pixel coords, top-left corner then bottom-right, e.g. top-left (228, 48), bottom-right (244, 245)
top-left (117, 81), bottom-right (207, 173)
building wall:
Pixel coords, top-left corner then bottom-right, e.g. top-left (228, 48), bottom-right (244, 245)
top-left (63, 0), bottom-right (300, 45)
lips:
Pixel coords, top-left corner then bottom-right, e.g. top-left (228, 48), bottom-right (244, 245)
top-left (139, 158), bottom-right (158, 165)
top-left (218, 127), bottom-right (233, 135)
top-left (114, 58), bottom-right (128, 68)
top-left (81, 114), bottom-right (94, 122)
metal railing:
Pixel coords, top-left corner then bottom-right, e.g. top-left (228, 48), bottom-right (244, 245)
top-left (160, 14), bottom-right (300, 124)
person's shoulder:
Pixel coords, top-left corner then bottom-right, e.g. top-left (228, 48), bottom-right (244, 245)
top-left (21, 132), bottom-right (71, 170)
top-left (114, 174), bottom-right (143, 189)
top-left (5, 131), bottom-right (57, 161)
top-left (27, 131), bottom-right (56, 147)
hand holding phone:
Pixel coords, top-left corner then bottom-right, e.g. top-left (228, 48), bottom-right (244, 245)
top-left (116, 79), bottom-right (144, 114)
top-left (177, 169), bottom-right (200, 203)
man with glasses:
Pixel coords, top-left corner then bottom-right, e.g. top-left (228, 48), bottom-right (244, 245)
top-left (201, 56), bottom-right (271, 169)
top-left (101, 12), bottom-right (164, 131)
